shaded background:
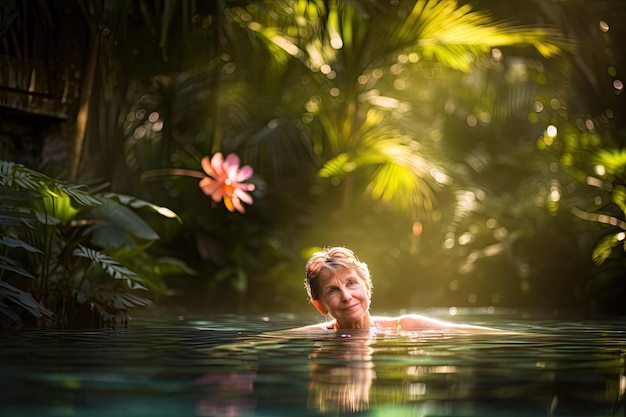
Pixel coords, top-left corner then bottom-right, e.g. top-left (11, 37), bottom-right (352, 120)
top-left (1, 0), bottom-right (625, 325)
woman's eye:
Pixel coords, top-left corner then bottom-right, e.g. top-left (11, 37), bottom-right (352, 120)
top-left (347, 280), bottom-right (356, 287)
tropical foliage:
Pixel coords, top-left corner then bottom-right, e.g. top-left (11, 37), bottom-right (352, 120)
top-left (0, 161), bottom-right (188, 327)
top-left (74, 0), bottom-right (626, 314)
top-left (2, 0), bottom-right (625, 318)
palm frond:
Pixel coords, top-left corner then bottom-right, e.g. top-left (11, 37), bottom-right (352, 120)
top-left (0, 280), bottom-right (54, 319)
top-left (0, 255), bottom-right (35, 278)
top-left (73, 244), bottom-right (147, 290)
top-left (318, 153), bottom-right (352, 177)
top-left (0, 208), bottom-right (40, 227)
top-left (391, 0), bottom-right (571, 72)
top-left (0, 161), bottom-right (101, 211)
top-left (0, 161), bottom-right (49, 191)
top-left (0, 186), bottom-right (42, 202)
top-left (0, 236), bottom-right (42, 254)
top-left (594, 149), bottom-right (626, 176)
top-left (591, 233), bottom-right (623, 265)
top-left (57, 184), bottom-right (102, 207)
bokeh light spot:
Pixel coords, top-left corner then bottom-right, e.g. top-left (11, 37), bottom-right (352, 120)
top-left (330, 34), bottom-right (343, 49)
top-left (546, 125), bottom-right (558, 137)
top-left (599, 20), bottom-right (609, 32)
top-left (412, 221), bottom-right (423, 236)
top-left (466, 114), bottom-right (478, 127)
top-left (393, 79), bottom-right (407, 90)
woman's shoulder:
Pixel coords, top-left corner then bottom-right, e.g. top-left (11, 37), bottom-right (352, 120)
top-left (373, 314), bottom-right (503, 332)
top-left (287, 321), bottom-right (336, 332)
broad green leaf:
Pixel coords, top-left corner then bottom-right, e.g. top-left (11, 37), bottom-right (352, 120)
top-left (98, 192), bottom-right (181, 222)
top-left (87, 198), bottom-right (160, 242)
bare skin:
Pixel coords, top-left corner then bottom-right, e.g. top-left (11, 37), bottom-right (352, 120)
top-left (301, 268), bottom-right (501, 333)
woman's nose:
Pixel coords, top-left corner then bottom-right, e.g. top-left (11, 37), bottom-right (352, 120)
top-left (339, 287), bottom-right (352, 301)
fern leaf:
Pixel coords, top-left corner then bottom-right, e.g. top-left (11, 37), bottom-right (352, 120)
top-left (73, 245), bottom-right (148, 290)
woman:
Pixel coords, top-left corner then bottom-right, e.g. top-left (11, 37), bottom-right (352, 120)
top-left (301, 246), bottom-right (499, 332)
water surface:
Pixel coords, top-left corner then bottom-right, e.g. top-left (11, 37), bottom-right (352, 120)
top-left (1, 312), bottom-right (624, 416)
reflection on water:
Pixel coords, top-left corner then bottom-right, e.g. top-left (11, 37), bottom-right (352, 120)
top-left (308, 332), bottom-right (375, 413)
top-left (0, 314), bottom-right (625, 417)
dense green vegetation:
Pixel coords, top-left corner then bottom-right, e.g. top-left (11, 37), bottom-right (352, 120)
top-left (0, 161), bottom-right (191, 327)
top-left (1, 0), bottom-right (625, 326)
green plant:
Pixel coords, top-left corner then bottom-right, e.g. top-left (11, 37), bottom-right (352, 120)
top-left (0, 161), bottom-right (190, 327)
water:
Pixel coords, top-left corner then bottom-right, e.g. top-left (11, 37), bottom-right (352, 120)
top-left (1, 311), bottom-right (624, 417)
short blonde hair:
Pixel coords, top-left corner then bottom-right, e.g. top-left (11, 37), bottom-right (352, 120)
top-left (304, 246), bottom-right (372, 301)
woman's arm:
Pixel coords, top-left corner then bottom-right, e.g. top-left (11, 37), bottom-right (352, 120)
top-left (374, 314), bottom-right (504, 332)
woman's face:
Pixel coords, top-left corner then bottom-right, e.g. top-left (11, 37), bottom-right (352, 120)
top-left (311, 267), bottom-right (371, 326)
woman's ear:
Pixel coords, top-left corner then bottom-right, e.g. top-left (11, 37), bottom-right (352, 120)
top-left (312, 299), bottom-right (328, 316)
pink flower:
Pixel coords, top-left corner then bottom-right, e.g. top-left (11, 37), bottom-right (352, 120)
top-left (199, 152), bottom-right (255, 213)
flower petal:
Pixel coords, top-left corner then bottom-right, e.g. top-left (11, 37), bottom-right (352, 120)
top-left (211, 152), bottom-right (225, 177)
top-left (233, 188), bottom-right (253, 205)
top-left (223, 195), bottom-right (235, 212)
top-left (232, 196), bottom-right (246, 213)
top-left (224, 153), bottom-right (240, 170)
top-left (201, 156), bottom-right (218, 178)
top-left (235, 165), bottom-right (253, 182)
top-left (199, 178), bottom-right (223, 202)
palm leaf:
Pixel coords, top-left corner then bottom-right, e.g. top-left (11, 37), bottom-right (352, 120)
top-left (390, 0), bottom-right (571, 72)
top-left (594, 149), bottom-right (626, 176)
top-left (0, 280), bottom-right (54, 319)
top-left (591, 233), bottom-right (623, 265)
top-left (0, 187), bottom-right (42, 202)
top-left (0, 161), bottom-right (48, 191)
top-left (0, 255), bottom-right (35, 278)
top-left (318, 153), bottom-right (353, 177)
top-left (57, 184), bottom-right (102, 207)
top-left (0, 302), bottom-right (22, 324)
top-left (0, 208), bottom-right (40, 227)
top-left (0, 236), bottom-right (42, 254)
top-left (73, 244), bottom-right (147, 290)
